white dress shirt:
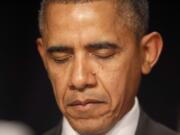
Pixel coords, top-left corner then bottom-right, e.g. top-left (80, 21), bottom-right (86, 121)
top-left (62, 97), bottom-right (140, 135)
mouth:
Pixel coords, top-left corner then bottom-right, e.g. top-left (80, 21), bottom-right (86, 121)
top-left (67, 99), bottom-right (107, 111)
top-left (68, 99), bottom-right (106, 106)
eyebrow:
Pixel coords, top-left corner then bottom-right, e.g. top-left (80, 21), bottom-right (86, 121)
top-left (86, 42), bottom-right (119, 50)
top-left (46, 45), bottom-right (73, 53)
top-left (46, 42), bottom-right (119, 54)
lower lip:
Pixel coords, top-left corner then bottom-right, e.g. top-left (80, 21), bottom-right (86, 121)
top-left (70, 103), bottom-right (103, 111)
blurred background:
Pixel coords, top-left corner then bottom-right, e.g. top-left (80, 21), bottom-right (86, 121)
top-left (0, 1), bottom-right (179, 134)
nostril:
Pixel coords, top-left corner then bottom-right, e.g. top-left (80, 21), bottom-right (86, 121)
top-left (69, 83), bottom-right (96, 91)
top-left (69, 83), bottom-right (87, 91)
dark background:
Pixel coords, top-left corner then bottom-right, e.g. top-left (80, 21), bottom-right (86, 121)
top-left (0, 1), bottom-right (179, 134)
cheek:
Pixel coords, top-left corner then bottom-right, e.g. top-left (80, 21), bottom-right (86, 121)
top-left (98, 65), bottom-right (128, 108)
top-left (97, 55), bottom-right (141, 111)
top-left (46, 61), bottom-right (72, 112)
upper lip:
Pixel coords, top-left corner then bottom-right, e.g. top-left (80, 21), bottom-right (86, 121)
top-left (68, 99), bottom-right (106, 106)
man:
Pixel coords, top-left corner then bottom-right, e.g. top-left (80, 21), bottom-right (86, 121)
top-left (36, 0), bottom-right (177, 135)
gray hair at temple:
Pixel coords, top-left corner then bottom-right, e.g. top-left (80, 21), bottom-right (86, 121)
top-left (38, 0), bottom-right (149, 40)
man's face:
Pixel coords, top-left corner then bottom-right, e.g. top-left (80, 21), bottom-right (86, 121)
top-left (38, 1), bottom-right (145, 134)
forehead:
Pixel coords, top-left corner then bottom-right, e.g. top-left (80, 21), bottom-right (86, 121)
top-left (46, 1), bottom-right (117, 21)
top-left (44, 1), bottom-right (135, 46)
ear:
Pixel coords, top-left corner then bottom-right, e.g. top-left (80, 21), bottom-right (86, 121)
top-left (140, 32), bottom-right (163, 75)
top-left (36, 38), bottom-right (48, 70)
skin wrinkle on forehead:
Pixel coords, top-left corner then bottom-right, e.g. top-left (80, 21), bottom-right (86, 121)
top-left (41, 0), bottom-right (142, 40)
top-left (46, 2), bottom-right (128, 47)
top-left (72, 6), bottom-right (95, 21)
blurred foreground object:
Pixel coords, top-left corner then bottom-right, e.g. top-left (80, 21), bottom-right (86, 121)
top-left (0, 120), bottom-right (35, 135)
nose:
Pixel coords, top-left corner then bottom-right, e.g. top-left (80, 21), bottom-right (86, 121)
top-left (69, 54), bottom-right (97, 91)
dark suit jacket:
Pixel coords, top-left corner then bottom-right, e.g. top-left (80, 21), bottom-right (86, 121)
top-left (43, 110), bottom-right (177, 135)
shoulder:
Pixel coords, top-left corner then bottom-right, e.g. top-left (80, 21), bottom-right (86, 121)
top-left (43, 128), bottom-right (56, 135)
top-left (136, 110), bottom-right (177, 135)
top-left (43, 122), bottom-right (62, 135)
top-left (148, 120), bottom-right (177, 135)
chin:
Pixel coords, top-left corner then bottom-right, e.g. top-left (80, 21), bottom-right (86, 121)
top-left (67, 116), bottom-right (115, 135)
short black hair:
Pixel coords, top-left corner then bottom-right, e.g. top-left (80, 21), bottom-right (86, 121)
top-left (38, 0), bottom-right (149, 39)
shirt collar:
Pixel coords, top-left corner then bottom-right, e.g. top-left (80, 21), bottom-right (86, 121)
top-left (62, 97), bottom-right (140, 135)
top-left (106, 97), bottom-right (140, 135)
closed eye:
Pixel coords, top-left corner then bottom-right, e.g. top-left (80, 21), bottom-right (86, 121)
top-left (86, 42), bottom-right (119, 59)
top-left (46, 45), bottom-right (73, 64)
top-left (51, 53), bottom-right (72, 64)
top-left (93, 48), bottom-right (116, 59)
